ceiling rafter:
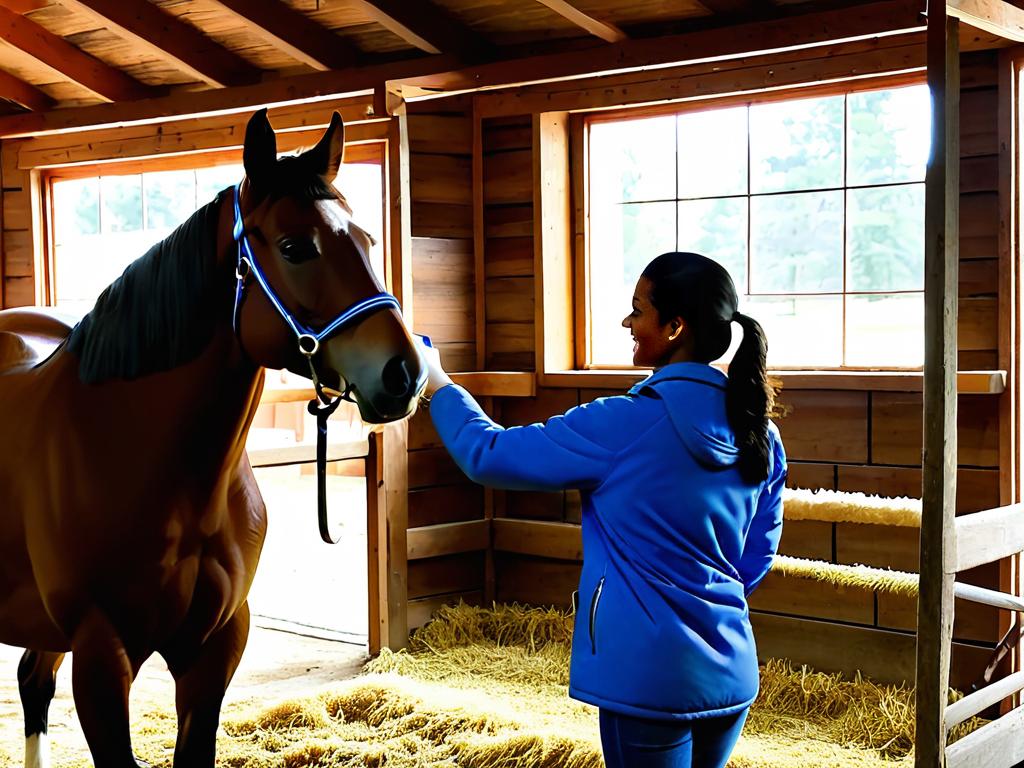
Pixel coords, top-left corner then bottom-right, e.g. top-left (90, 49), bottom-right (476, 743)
top-left (1, 0), bottom-right (47, 13)
top-left (0, 66), bottom-right (52, 111)
top-left (344, 0), bottom-right (488, 57)
top-left (53, 0), bottom-right (263, 88)
top-left (0, 2), bottom-right (156, 102)
top-left (534, 0), bottom-right (627, 43)
top-left (696, 0), bottom-right (772, 16)
top-left (207, 0), bottom-right (361, 71)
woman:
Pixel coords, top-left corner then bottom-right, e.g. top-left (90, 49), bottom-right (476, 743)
top-left (417, 252), bottom-right (787, 768)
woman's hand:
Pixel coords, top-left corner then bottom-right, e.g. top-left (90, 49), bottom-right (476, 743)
top-left (417, 338), bottom-right (454, 398)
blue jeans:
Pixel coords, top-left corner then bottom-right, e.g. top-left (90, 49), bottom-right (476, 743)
top-left (599, 708), bottom-right (748, 768)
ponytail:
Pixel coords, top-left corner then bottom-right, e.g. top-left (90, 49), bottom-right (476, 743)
top-left (727, 311), bottom-right (774, 485)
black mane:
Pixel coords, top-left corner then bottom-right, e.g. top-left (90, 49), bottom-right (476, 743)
top-left (66, 190), bottom-right (229, 384)
top-left (66, 165), bottom-right (347, 384)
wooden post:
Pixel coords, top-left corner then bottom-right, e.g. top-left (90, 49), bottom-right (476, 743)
top-left (915, 10), bottom-right (960, 767)
top-left (387, 113), bottom-right (413, 327)
top-left (997, 47), bottom-right (1022, 684)
top-left (533, 111), bottom-right (574, 375)
top-left (472, 97), bottom-right (486, 371)
top-left (366, 422), bottom-right (410, 654)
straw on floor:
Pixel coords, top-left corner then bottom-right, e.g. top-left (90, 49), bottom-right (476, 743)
top-left (0, 602), bottom-right (983, 768)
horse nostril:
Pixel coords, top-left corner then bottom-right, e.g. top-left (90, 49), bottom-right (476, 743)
top-left (381, 355), bottom-right (414, 398)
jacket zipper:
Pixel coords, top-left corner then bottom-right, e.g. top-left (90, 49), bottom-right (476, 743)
top-left (588, 576), bottom-right (605, 654)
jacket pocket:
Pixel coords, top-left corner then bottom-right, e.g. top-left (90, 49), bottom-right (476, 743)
top-left (588, 576), bottom-right (605, 655)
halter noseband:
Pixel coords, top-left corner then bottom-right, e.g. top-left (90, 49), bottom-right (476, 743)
top-left (231, 180), bottom-right (402, 544)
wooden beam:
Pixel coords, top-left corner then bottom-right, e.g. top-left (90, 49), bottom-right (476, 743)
top-left (696, 0), bottom-right (767, 16)
top-left (406, 520), bottom-right (489, 560)
top-left (534, 112), bottom-right (574, 374)
top-left (0, 0), bottom-right (52, 13)
top-left (947, 0), bottom-right (1024, 43)
top-left (995, 47), bottom-right (1021, 681)
top-left (206, 0), bottom-right (360, 72)
top-left (534, 0), bottom-right (627, 43)
top-left (399, 0), bottom-right (928, 92)
top-left (0, 0), bottom-right (924, 138)
top-left (955, 503), bottom-right (1024, 572)
top-left (53, 0), bottom-right (262, 88)
top-left (345, 0), bottom-right (486, 56)
top-left (0, 68), bottom-right (52, 111)
top-left (0, 4), bottom-right (154, 102)
top-left (366, 422), bottom-right (409, 653)
top-left (493, 518), bottom-right (583, 561)
top-left (915, 9), bottom-right (960, 767)
top-left (944, 703), bottom-right (1024, 767)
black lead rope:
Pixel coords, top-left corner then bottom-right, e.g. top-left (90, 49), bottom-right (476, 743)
top-left (308, 394), bottom-right (343, 544)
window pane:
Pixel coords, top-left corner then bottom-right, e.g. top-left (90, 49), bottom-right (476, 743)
top-left (846, 293), bottom-right (923, 367)
top-left (53, 177), bottom-right (98, 238)
top-left (195, 163), bottom-right (243, 204)
top-left (589, 201), bottom-right (675, 366)
top-left (589, 116), bottom-right (675, 202)
top-left (746, 294), bottom-right (843, 367)
top-left (337, 161), bottom-right (385, 283)
top-left (677, 106), bottom-right (747, 198)
top-left (144, 170), bottom-right (196, 231)
top-left (847, 184), bottom-right (924, 292)
top-left (750, 95), bottom-right (844, 193)
top-left (100, 175), bottom-right (142, 233)
top-left (750, 191), bottom-right (843, 293)
top-left (847, 85), bottom-right (930, 186)
top-left (677, 197), bottom-right (747, 291)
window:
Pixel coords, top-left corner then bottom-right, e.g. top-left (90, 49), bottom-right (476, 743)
top-left (584, 84), bottom-right (930, 369)
top-left (47, 152), bottom-right (386, 317)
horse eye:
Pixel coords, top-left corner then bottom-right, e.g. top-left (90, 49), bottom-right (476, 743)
top-left (278, 237), bottom-right (319, 264)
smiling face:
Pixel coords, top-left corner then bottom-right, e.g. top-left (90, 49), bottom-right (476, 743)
top-left (621, 276), bottom-right (688, 369)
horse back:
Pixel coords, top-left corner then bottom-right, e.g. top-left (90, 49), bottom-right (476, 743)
top-left (0, 308), bottom-right (73, 374)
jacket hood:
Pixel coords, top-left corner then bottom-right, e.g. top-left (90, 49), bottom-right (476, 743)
top-left (629, 363), bottom-right (739, 468)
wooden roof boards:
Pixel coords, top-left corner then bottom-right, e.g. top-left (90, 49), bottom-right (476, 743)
top-left (0, 0), bottom-right (933, 130)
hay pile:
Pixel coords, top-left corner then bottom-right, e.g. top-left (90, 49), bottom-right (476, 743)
top-left (0, 603), bottom-right (982, 768)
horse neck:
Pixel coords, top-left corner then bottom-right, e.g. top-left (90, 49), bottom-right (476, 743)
top-left (64, 190), bottom-right (265, 476)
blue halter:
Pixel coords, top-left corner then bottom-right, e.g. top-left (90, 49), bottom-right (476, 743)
top-left (231, 180), bottom-right (403, 545)
top-left (231, 181), bottom-right (401, 394)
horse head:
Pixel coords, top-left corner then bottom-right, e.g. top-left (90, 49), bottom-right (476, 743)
top-left (233, 109), bottom-right (425, 424)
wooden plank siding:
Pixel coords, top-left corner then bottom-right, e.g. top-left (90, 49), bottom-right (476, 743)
top-left (482, 115), bottom-right (535, 370)
top-left (472, 50), bottom-right (1009, 687)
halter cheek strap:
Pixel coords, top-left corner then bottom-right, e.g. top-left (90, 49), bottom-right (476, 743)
top-left (231, 181), bottom-right (403, 544)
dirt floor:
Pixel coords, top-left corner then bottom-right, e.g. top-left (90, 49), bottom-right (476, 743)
top-left (0, 623), bottom-right (368, 766)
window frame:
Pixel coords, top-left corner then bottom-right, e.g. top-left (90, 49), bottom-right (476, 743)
top-left (567, 72), bottom-right (933, 378)
top-left (41, 142), bottom-right (387, 309)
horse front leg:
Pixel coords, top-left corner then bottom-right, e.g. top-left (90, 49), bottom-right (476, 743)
top-left (18, 649), bottom-right (64, 768)
top-left (164, 600), bottom-right (250, 767)
top-left (69, 609), bottom-right (147, 768)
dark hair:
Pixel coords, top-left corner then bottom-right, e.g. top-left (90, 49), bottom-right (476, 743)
top-left (641, 252), bottom-right (774, 484)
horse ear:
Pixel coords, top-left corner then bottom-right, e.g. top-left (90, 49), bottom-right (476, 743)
top-left (243, 108), bottom-right (277, 188)
top-left (302, 112), bottom-right (345, 182)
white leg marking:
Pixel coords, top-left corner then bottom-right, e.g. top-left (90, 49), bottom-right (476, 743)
top-left (25, 732), bottom-right (49, 768)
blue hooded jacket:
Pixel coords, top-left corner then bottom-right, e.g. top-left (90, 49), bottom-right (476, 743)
top-left (429, 362), bottom-right (787, 721)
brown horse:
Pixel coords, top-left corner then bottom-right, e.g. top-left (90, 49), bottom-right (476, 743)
top-left (0, 109), bottom-right (423, 768)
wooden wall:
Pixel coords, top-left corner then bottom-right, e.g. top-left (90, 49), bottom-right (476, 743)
top-left (405, 98), bottom-right (488, 626)
top-left (458, 49), bottom-right (1009, 688)
top-left (1, 141), bottom-right (38, 308)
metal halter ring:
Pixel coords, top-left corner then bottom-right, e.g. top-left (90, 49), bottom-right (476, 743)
top-left (297, 334), bottom-right (320, 357)
top-left (235, 258), bottom-right (251, 282)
